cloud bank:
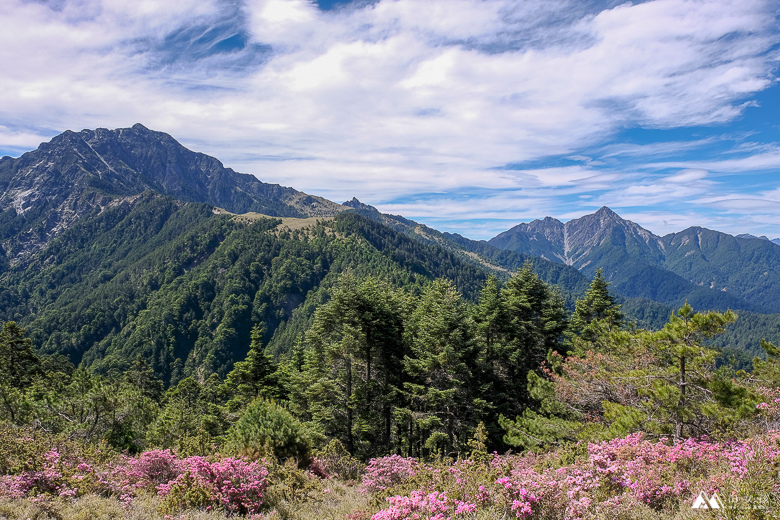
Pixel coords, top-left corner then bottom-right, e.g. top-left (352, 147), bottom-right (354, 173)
top-left (1, 0), bottom-right (779, 238)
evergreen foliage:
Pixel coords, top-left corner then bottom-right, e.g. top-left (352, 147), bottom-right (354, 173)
top-left (292, 274), bottom-right (408, 459)
top-left (482, 264), bottom-right (568, 425)
top-left (401, 278), bottom-right (480, 457)
top-left (226, 398), bottom-right (313, 463)
top-left (223, 325), bottom-right (283, 411)
top-left (569, 268), bottom-right (624, 342)
top-left (501, 304), bottom-right (758, 450)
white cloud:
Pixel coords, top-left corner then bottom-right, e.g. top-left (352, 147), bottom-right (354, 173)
top-left (650, 149), bottom-right (780, 172)
top-left (0, 126), bottom-right (51, 151)
top-left (1, 0), bottom-right (779, 239)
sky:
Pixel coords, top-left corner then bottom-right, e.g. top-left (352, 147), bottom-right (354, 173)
top-left (1, 0), bottom-right (780, 240)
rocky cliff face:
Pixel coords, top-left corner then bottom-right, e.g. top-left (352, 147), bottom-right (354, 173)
top-left (488, 207), bottom-right (780, 313)
top-left (0, 124), bottom-right (344, 265)
top-left (489, 207), bottom-right (664, 268)
top-left (489, 216), bottom-right (565, 263)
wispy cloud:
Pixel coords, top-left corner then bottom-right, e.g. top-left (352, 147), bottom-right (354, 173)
top-left (649, 148), bottom-right (780, 173)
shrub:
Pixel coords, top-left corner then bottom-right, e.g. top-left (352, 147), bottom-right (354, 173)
top-left (225, 399), bottom-right (313, 465)
top-left (361, 455), bottom-right (418, 495)
top-left (367, 432), bottom-right (780, 520)
top-left (313, 440), bottom-right (363, 481)
top-left (263, 457), bottom-right (324, 514)
top-left (157, 456), bottom-right (269, 515)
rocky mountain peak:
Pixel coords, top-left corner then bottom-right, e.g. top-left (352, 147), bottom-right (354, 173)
top-left (0, 125), bottom-right (345, 265)
top-left (342, 197), bottom-right (376, 211)
top-left (488, 207), bottom-right (665, 270)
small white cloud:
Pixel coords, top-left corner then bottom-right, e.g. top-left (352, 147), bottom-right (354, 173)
top-left (666, 169), bottom-right (708, 183)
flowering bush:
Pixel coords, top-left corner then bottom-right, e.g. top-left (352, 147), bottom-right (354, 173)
top-left (1, 446), bottom-right (271, 516)
top-left (158, 456), bottom-right (269, 515)
top-left (361, 455), bottom-right (419, 495)
top-left (2, 428), bottom-right (779, 519)
top-left (367, 432), bottom-right (780, 520)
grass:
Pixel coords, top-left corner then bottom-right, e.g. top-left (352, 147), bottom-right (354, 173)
top-left (0, 484), bottom-right (372, 520)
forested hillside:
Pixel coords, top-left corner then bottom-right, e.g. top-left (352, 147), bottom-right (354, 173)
top-left (0, 193), bottom-right (515, 382)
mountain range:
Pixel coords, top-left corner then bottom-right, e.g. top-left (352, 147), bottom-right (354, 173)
top-left (488, 208), bottom-right (780, 314)
top-left (0, 125), bottom-right (777, 380)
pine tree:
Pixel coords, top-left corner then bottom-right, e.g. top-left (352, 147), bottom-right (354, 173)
top-left (752, 338), bottom-right (780, 387)
top-left (226, 398), bottom-right (313, 463)
top-left (569, 268), bottom-right (624, 343)
top-left (501, 304), bottom-right (755, 447)
top-left (648, 303), bottom-right (742, 439)
top-left (124, 355), bottom-right (164, 401)
top-left (223, 325), bottom-right (281, 411)
top-left (401, 279), bottom-right (478, 457)
top-left (147, 377), bottom-right (229, 454)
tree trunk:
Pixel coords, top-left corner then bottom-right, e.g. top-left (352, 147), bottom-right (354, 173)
top-left (346, 356), bottom-right (354, 454)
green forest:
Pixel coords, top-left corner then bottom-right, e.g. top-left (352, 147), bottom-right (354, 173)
top-left (2, 198), bottom-right (780, 519)
top-left (2, 264), bottom-right (776, 460)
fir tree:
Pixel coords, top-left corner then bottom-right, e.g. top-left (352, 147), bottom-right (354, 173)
top-left (569, 268), bottom-right (624, 343)
top-left (223, 325), bottom-right (281, 411)
top-left (296, 274), bottom-right (407, 457)
top-left (495, 264), bottom-right (568, 413)
top-left (401, 278), bottom-right (479, 457)
top-left (0, 322), bottom-right (41, 423)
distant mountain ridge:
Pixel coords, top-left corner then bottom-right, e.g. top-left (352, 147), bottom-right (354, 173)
top-left (0, 124), bottom-right (343, 266)
top-left (489, 208), bottom-right (780, 314)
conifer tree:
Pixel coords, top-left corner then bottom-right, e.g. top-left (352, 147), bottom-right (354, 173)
top-left (147, 376), bottom-right (228, 454)
top-left (124, 355), bottom-right (164, 401)
top-left (501, 304), bottom-right (756, 447)
top-left (474, 275), bottom-right (502, 355)
top-left (0, 322), bottom-right (41, 423)
top-left (648, 303), bottom-right (749, 439)
top-left (0, 321), bottom-right (41, 389)
top-left (752, 338), bottom-right (780, 387)
top-left (495, 264), bottom-right (568, 413)
top-left (226, 398), bottom-right (313, 463)
top-left (223, 325), bottom-right (281, 411)
top-left (401, 278), bottom-right (479, 457)
top-left (297, 274), bottom-right (407, 457)
top-left (569, 268), bottom-right (624, 343)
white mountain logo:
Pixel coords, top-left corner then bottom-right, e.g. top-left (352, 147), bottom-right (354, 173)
top-left (692, 491), bottom-right (725, 509)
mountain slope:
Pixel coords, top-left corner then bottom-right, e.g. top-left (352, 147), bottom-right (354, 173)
top-left (0, 192), bottom-right (502, 382)
top-left (0, 124), bottom-right (343, 266)
top-left (488, 208), bottom-right (780, 314)
top-left (341, 198), bottom-right (592, 307)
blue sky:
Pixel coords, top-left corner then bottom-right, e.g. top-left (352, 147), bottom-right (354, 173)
top-left (1, 0), bottom-right (779, 240)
